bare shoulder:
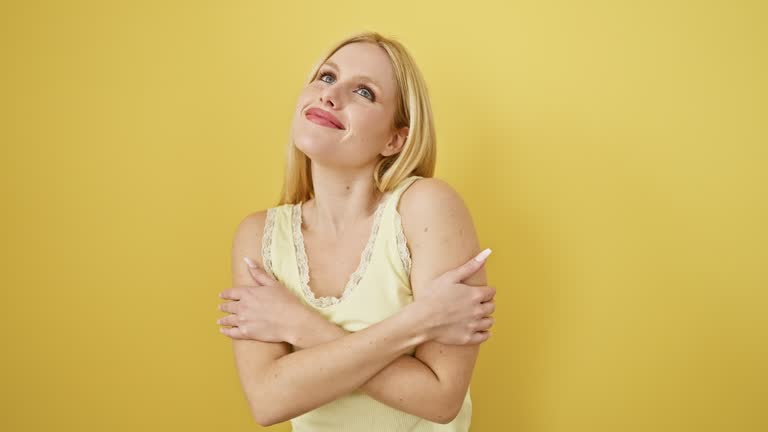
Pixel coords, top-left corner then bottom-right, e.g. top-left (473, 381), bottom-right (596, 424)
top-left (398, 177), bottom-right (465, 213)
top-left (234, 209), bottom-right (269, 239)
top-left (397, 177), bottom-right (483, 284)
top-left (234, 210), bottom-right (269, 244)
top-left (231, 209), bottom-right (270, 284)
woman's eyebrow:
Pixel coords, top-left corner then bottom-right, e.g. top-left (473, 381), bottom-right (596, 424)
top-left (322, 61), bottom-right (383, 91)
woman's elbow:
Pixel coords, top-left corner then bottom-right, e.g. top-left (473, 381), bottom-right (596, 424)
top-left (248, 391), bottom-right (307, 427)
top-left (429, 413), bottom-right (457, 425)
top-left (247, 402), bottom-right (270, 427)
top-left (426, 397), bottom-right (462, 424)
top-left (427, 410), bottom-right (459, 425)
top-left (245, 389), bottom-right (289, 427)
top-left (249, 402), bottom-right (284, 427)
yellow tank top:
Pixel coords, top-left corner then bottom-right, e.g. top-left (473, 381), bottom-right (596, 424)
top-left (260, 175), bottom-right (472, 431)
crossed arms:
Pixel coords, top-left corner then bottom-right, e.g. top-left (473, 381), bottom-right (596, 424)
top-left (228, 178), bottom-right (487, 426)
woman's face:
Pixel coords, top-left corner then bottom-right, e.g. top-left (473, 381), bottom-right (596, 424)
top-left (291, 42), bottom-right (407, 170)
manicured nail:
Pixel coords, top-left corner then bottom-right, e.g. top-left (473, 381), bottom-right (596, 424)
top-left (243, 257), bottom-right (256, 268)
top-left (474, 248), bottom-right (492, 263)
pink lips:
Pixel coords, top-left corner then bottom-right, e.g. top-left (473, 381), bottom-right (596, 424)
top-left (305, 107), bottom-right (344, 129)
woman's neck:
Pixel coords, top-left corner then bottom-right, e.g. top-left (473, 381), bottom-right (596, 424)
top-left (303, 166), bottom-right (384, 238)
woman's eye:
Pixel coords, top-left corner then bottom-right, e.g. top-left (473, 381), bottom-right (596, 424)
top-left (319, 72), bottom-right (335, 84)
top-left (356, 87), bottom-right (374, 101)
top-left (317, 71), bottom-right (375, 102)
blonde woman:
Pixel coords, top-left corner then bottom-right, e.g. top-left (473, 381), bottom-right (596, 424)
top-left (217, 31), bottom-right (497, 431)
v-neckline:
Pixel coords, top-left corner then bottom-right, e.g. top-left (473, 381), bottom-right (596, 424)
top-left (291, 192), bottom-right (393, 308)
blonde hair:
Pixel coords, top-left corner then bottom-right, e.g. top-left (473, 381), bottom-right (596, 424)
top-left (277, 31), bottom-right (437, 205)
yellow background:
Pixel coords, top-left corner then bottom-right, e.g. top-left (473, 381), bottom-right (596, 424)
top-left (1, 1), bottom-right (765, 431)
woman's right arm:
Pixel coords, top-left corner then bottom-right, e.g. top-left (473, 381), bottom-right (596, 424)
top-left (229, 211), bottom-right (432, 427)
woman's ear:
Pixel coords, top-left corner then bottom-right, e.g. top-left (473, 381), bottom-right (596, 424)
top-left (382, 126), bottom-right (409, 157)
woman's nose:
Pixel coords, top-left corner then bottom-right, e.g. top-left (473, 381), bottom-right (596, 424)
top-left (319, 85), bottom-right (341, 108)
top-left (319, 94), bottom-right (335, 108)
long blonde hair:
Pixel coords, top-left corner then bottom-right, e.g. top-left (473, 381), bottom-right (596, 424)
top-left (277, 31), bottom-right (437, 205)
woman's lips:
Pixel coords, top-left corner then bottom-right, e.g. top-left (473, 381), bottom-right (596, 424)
top-left (305, 107), bottom-right (344, 129)
top-left (306, 113), bottom-right (343, 129)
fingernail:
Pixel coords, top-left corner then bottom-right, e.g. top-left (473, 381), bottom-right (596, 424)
top-left (474, 248), bottom-right (492, 263)
top-left (243, 257), bottom-right (256, 268)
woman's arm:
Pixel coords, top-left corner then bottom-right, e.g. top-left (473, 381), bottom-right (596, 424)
top-left (230, 211), bottom-right (443, 427)
top-left (287, 178), bottom-right (489, 422)
top-left (391, 178), bottom-right (489, 420)
top-left (290, 308), bottom-right (456, 419)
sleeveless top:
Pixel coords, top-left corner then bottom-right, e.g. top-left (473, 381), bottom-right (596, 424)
top-left (260, 175), bottom-right (473, 431)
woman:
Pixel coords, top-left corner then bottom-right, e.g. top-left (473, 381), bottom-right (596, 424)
top-left (217, 31), bottom-right (497, 431)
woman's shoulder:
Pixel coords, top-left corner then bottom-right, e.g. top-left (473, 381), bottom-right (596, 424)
top-left (396, 176), bottom-right (484, 291)
top-left (398, 176), bottom-right (466, 214)
top-left (234, 203), bottom-right (293, 239)
top-left (232, 210), bottom-right (270, 256)
top-left (398, 176), bottom-right (474, 239)
top-left (231, 206), bottom-right (286, 278)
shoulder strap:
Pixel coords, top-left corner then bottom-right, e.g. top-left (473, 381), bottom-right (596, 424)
top-left (387, 175), bottom-right (424, 211)
top-left (261, 204), bottom-right (293, 279)
top-left (383, 175), bottom-right (425, 277)
top-left (261, 207), bottom-right (277, 278)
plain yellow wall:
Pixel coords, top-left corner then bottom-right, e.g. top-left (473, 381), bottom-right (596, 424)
top-left (1, 1), bottom-right (766, 431)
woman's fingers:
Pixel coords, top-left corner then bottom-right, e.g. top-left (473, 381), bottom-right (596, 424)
top-left (478, 286), bottom-right (496, 302)
top-left (448, 248), bottom-right (492, 283)
top-left (217, 314), bottom-right (243, 327)
top-left (482, 301), bottom-right (495, 316)
top-left (220, 326), bottom-right (249, 339)
top-left (470, 330), bottom-right (491, 344)
top-left (249, 267), bottom-right (275, 285)
top-left (218, 301), bottom-right (238, 313)
top-left (219, 287), bottom-right (246, 300)
top-left (244, 258), bottom-right (275, 286)
top-left (476, 316), bottom-right (494, 331)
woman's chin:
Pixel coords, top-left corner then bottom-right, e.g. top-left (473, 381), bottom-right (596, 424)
top-left (293, 137), bottom-right (340, 159)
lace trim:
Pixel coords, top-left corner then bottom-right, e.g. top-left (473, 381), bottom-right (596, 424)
top-left (393, 176), bottom-right (422, 277)
top-left (393, 209), bottom-right (412, 277)
top-left (261, 207), bottom-right (276, 279)
top-left (292, 193), bottom-right (392, 308)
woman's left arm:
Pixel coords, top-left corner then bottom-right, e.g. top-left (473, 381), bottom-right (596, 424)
top-left (282, 178), bottom-right (490, 419)
top-left (288, 304), bottom-right (454, 412)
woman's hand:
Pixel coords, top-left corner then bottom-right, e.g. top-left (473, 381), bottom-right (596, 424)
top-left (217, 257), bottom-right (309, 342)
top-left (413, 248), bottom-right (496, 345)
